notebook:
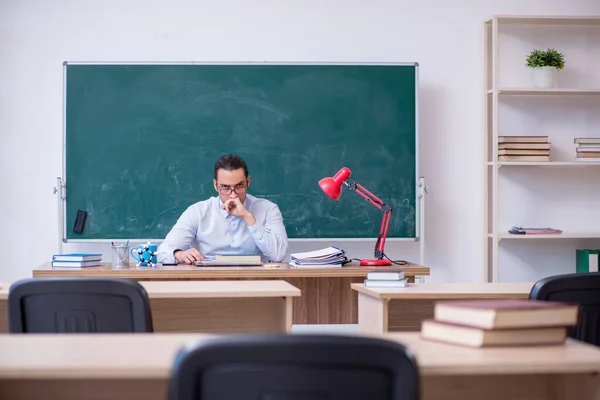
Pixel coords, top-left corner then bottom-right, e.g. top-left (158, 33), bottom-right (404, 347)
top-left (194, 260), bottom-right (263, 266)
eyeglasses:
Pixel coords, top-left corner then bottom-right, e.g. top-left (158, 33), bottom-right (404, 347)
top-left (217, 183), bottom-right (248, 195)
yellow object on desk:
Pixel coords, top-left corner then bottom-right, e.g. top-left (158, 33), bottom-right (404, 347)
top-left (264, 264), bottom-right (280, 268)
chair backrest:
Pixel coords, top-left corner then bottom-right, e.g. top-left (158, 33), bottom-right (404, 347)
top-left (529, 272), bottom-right (600, 346)
top-left (168, 334), bottom-right (420, 400)
top-left (8, 278), bottom-right (153, 333)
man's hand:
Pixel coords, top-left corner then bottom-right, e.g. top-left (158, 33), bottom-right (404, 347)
top-left (221, 198), bottom-right (256, 225)
top-left (174, 248), bottom-right (205, 264)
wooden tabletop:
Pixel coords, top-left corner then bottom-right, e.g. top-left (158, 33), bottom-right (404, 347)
top-left (0, 280), bottom-right (301, 300)
top-left (352, 282), bottom-right (533, 299)
top-left (32, 262), bottom-right (430, 279)
top-left (0, 332), bottom-right (598, 379)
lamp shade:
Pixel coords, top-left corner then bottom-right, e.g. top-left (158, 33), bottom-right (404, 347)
top-left (318, 167), bottom-right (352, 201)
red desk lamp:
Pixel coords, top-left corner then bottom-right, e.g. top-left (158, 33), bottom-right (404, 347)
top-left (318, 167), bottom-right (392, 267)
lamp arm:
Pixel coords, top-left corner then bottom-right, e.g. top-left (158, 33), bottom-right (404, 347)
top-left (345, 181), bottom-right (393, 260)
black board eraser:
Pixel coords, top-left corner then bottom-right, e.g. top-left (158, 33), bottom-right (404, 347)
top-left (73, 210), bottom-right (87, 233)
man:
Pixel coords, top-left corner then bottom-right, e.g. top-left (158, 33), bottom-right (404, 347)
top-left (157, 154), bottom-right (289, 264)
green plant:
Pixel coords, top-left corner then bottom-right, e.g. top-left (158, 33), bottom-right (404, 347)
top-left (525, 48), bottom-right (565, 70)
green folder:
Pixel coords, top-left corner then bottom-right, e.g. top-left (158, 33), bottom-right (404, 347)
top-left (576, 249), bottom-right (600, 273)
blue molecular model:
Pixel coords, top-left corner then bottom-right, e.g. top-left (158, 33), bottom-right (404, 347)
top-left (134, 242), bottom-right (158, 267)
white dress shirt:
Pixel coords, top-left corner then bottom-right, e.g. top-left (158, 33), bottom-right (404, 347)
top-left (157, 194), bottom-right (289, 264)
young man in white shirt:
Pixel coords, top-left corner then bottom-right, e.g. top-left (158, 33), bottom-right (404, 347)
top-left (157, 154), bottom-right (289, 264)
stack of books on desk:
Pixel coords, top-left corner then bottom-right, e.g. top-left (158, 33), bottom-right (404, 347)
top-left (289, 246), bottom-right (345, 268)
top-left (420, 299), bottom-right (579, 348)
top-left (52, 253), bottom-right (102, 268)
top-left (498, 136), bottom-right (550, 162)
top-left (364, 270), bottom-right (407, 287)
top-left (574, 137), bottom-right (600, 161)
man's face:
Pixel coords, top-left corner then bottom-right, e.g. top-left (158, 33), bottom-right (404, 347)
top-left (213, 168), bottom-right (250, 203)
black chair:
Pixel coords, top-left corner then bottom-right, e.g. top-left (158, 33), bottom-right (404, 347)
top-left (529, 272), bottom-right (600, 346)
top-left (168, 334), bottom-right (420, 400)
top-left (8, 277), bottom-right (153, 333)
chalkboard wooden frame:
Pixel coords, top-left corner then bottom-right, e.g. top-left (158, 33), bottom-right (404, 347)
top-left (59, 61), bottom-right (420, 243)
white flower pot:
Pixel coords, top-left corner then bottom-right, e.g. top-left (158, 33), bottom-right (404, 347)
top-left (533, 66), bottom-right (557, 88)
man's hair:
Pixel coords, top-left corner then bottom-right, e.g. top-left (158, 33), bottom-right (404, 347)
top-left (214, 154), bottom-right (249, 180)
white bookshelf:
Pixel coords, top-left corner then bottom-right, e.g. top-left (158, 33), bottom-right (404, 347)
top-left (485, 15), bottom-right (600, 282)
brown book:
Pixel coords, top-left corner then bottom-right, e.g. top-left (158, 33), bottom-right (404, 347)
top-left (498, 136), bottom-right (548, 144)
top-left (498, 149), bottom-right (550, 156)
top-left (498, 155), bottom-right (550, 162)
top-left (574, 138), bottom-right (600, 144)
top-left (577, 152), bottom-right (600, 158)
top-left (498, 143), bottom-right (551, 150)
top-left (433, 299), bottom-right (579, 329)
top-left (420, 319), bottom-right (568, 348)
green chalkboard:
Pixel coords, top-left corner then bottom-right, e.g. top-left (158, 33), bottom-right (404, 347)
top-left (64, 63), bottom-right (418, 240)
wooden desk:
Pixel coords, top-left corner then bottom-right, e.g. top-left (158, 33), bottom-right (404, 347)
top-left (0, 280), bottom-right (299, 334)
top-left (32, 262), bottom-right (430, 325)
top-left (353, 282), bottom-right (533, 334)
top-left (0, 332), bottom-right (598, 400)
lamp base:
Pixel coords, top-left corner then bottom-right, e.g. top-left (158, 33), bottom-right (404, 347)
top-left (359, 258), bottom-right (392, 267)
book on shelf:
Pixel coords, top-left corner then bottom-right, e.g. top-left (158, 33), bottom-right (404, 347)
top-left (574, 138), bottom-right (600, 161)
top-left (498, 149), bottom-right (550, 156)
top-left (508, 226), bottom-right (562, 235)
top-left (497, 136), bottom-right (551, 162)
top-left (420, 298), bottom-right (579, 348)
top-left (52, 253), bottom-right (102, 262)
top-left (498, 142), bottom-right (550, 150)
top-left (499, 155), bottom-right (550, 162)
top-left (498, 136), bottom-right (548, 144)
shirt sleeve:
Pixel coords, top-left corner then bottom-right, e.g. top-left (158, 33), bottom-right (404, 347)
top-left (247, 204), bottom-right (289, 262)
top-left (157, 206), bottom-right (198, 264)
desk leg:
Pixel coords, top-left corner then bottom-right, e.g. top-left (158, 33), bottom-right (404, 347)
top-left (284, 296), bottom-right (293, 333)
top-left (357, 292), bottom-right (388, 335)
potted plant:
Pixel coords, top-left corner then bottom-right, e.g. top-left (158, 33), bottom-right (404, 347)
top-left (525, 48), bottom-right (565, 88)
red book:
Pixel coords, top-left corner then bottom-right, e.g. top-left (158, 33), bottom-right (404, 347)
top-left (433, 299), bottom-right (579, 329)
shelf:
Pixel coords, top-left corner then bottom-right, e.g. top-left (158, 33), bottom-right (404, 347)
top-left (487, 88), bottom-right (600, 96)
top-left (485, 16), bottom-right (600, 26)
top-left (487, 161), bottom-right (600, 167)
top-left (488, 233), bottom-right (600, 240)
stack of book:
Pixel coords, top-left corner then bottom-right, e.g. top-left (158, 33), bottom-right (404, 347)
top-left (574, 138), bottom-right (600, 161)
top-left (364, 270), bottom-right (407, 288)
top-left (498, 136), bottom-right (550, 162)
top-left (52, 253), bottom-right (102, 268)
top-left (289, 246), bottom-right (346, 268)
top-left (420, 299), bottom-right (579, 348)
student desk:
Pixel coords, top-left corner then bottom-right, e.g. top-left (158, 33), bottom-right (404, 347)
top-left (353, 282), bottom-right (534, 334)
top-left (32, 262), bottom-right (430, 325)
top-left (0, 332), bottom-right (598, 400)
top-left (0, 280), bottom-right (299, 334)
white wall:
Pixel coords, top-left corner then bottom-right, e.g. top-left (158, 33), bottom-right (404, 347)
top-left (1, 0), bottom-right (599, 284)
